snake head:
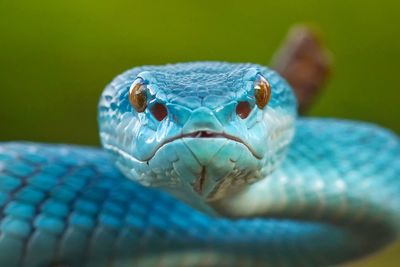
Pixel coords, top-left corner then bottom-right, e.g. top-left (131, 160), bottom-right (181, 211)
top-left (99, 62), bottom-right (296, 211)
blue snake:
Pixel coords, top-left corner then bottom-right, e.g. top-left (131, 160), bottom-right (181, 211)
top-left (0, 62), bottom-right (399, 267)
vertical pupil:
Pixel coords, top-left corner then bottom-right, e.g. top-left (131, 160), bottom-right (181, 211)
top-left (255, 78), bottom-right (271, 109)
top-left (135, 90), bottom-right (145, 107)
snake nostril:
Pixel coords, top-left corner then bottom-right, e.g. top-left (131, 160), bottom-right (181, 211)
top-left (236, 101), bottom-right (251, 119)
top-left (151, 102), bottom-right (168, 121)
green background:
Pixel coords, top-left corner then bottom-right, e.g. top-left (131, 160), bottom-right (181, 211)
top-left (0, 0), bottom-right (399, 266)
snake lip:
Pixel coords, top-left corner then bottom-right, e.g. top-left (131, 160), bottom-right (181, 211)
top-left (102, 130), bottom-right (261, 163)
top-left (154, 131), bottom-right (262, 160)
top-left (187, 131), bottom-right (222, 138)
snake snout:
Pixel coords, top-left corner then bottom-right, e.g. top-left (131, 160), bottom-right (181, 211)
top-left (181, 107), bottom-right (224, 134)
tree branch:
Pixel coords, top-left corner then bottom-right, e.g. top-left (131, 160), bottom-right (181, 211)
top-left (271, 25), bottom-right (332, 114)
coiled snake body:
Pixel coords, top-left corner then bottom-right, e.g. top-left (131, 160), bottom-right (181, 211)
top-left (0, 62), bottom-right (399, 267)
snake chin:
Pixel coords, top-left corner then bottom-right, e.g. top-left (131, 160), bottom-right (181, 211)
top-left (149, 137), bottom-right (266, 203)
top-left (107, 133), bottom-right (267, 209)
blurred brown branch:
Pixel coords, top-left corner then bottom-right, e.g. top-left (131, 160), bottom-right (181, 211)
top-left (271, 25), bottom-right (332, 114)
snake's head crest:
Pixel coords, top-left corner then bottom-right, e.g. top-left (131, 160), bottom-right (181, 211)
top-left (99, 62), bottom-right (296, 210)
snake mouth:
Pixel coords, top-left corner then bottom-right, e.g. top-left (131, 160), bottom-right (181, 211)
top-left (102, 131), bottom-right (261, 163)
top-left (181, 131), bottom-right (238, 139)
top-left (154, 131), bottom-right (261, 160)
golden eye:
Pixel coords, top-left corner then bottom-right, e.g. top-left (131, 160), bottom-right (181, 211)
top-left (129, 78), bottom-right (147, 112)
top-left (254, 75), bottom-right (271, 109)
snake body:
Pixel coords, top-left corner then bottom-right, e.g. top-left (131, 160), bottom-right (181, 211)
top-left (0, 62), bottom-right (399, 266)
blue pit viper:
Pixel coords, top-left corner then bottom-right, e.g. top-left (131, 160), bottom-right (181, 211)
top-left (0, 62), bottom-right (399, 267)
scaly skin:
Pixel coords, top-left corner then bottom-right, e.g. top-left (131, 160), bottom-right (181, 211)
top-left (0, 62), bottom-right (399, 267)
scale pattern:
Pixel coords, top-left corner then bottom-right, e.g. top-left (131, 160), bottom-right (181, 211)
top-left (0, 119), bottom-right (399, 267)
top-left (98, 62), bottom-right (297, 208)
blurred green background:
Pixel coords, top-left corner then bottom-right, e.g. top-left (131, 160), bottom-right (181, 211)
top-left (0, 0), bottom-right (399, 266)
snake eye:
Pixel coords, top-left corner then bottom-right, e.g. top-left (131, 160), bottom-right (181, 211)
top-left (254, 75), bottom-right (271, 109)
top-left (129, 78), bottom-right (147, 113)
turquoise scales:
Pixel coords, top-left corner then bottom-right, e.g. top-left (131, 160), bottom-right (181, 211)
top-left (0, 62), bottom-right (398, 267)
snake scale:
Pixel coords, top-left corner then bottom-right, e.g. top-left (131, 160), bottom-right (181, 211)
top-left (0, 62), bottom-right (399, 267)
